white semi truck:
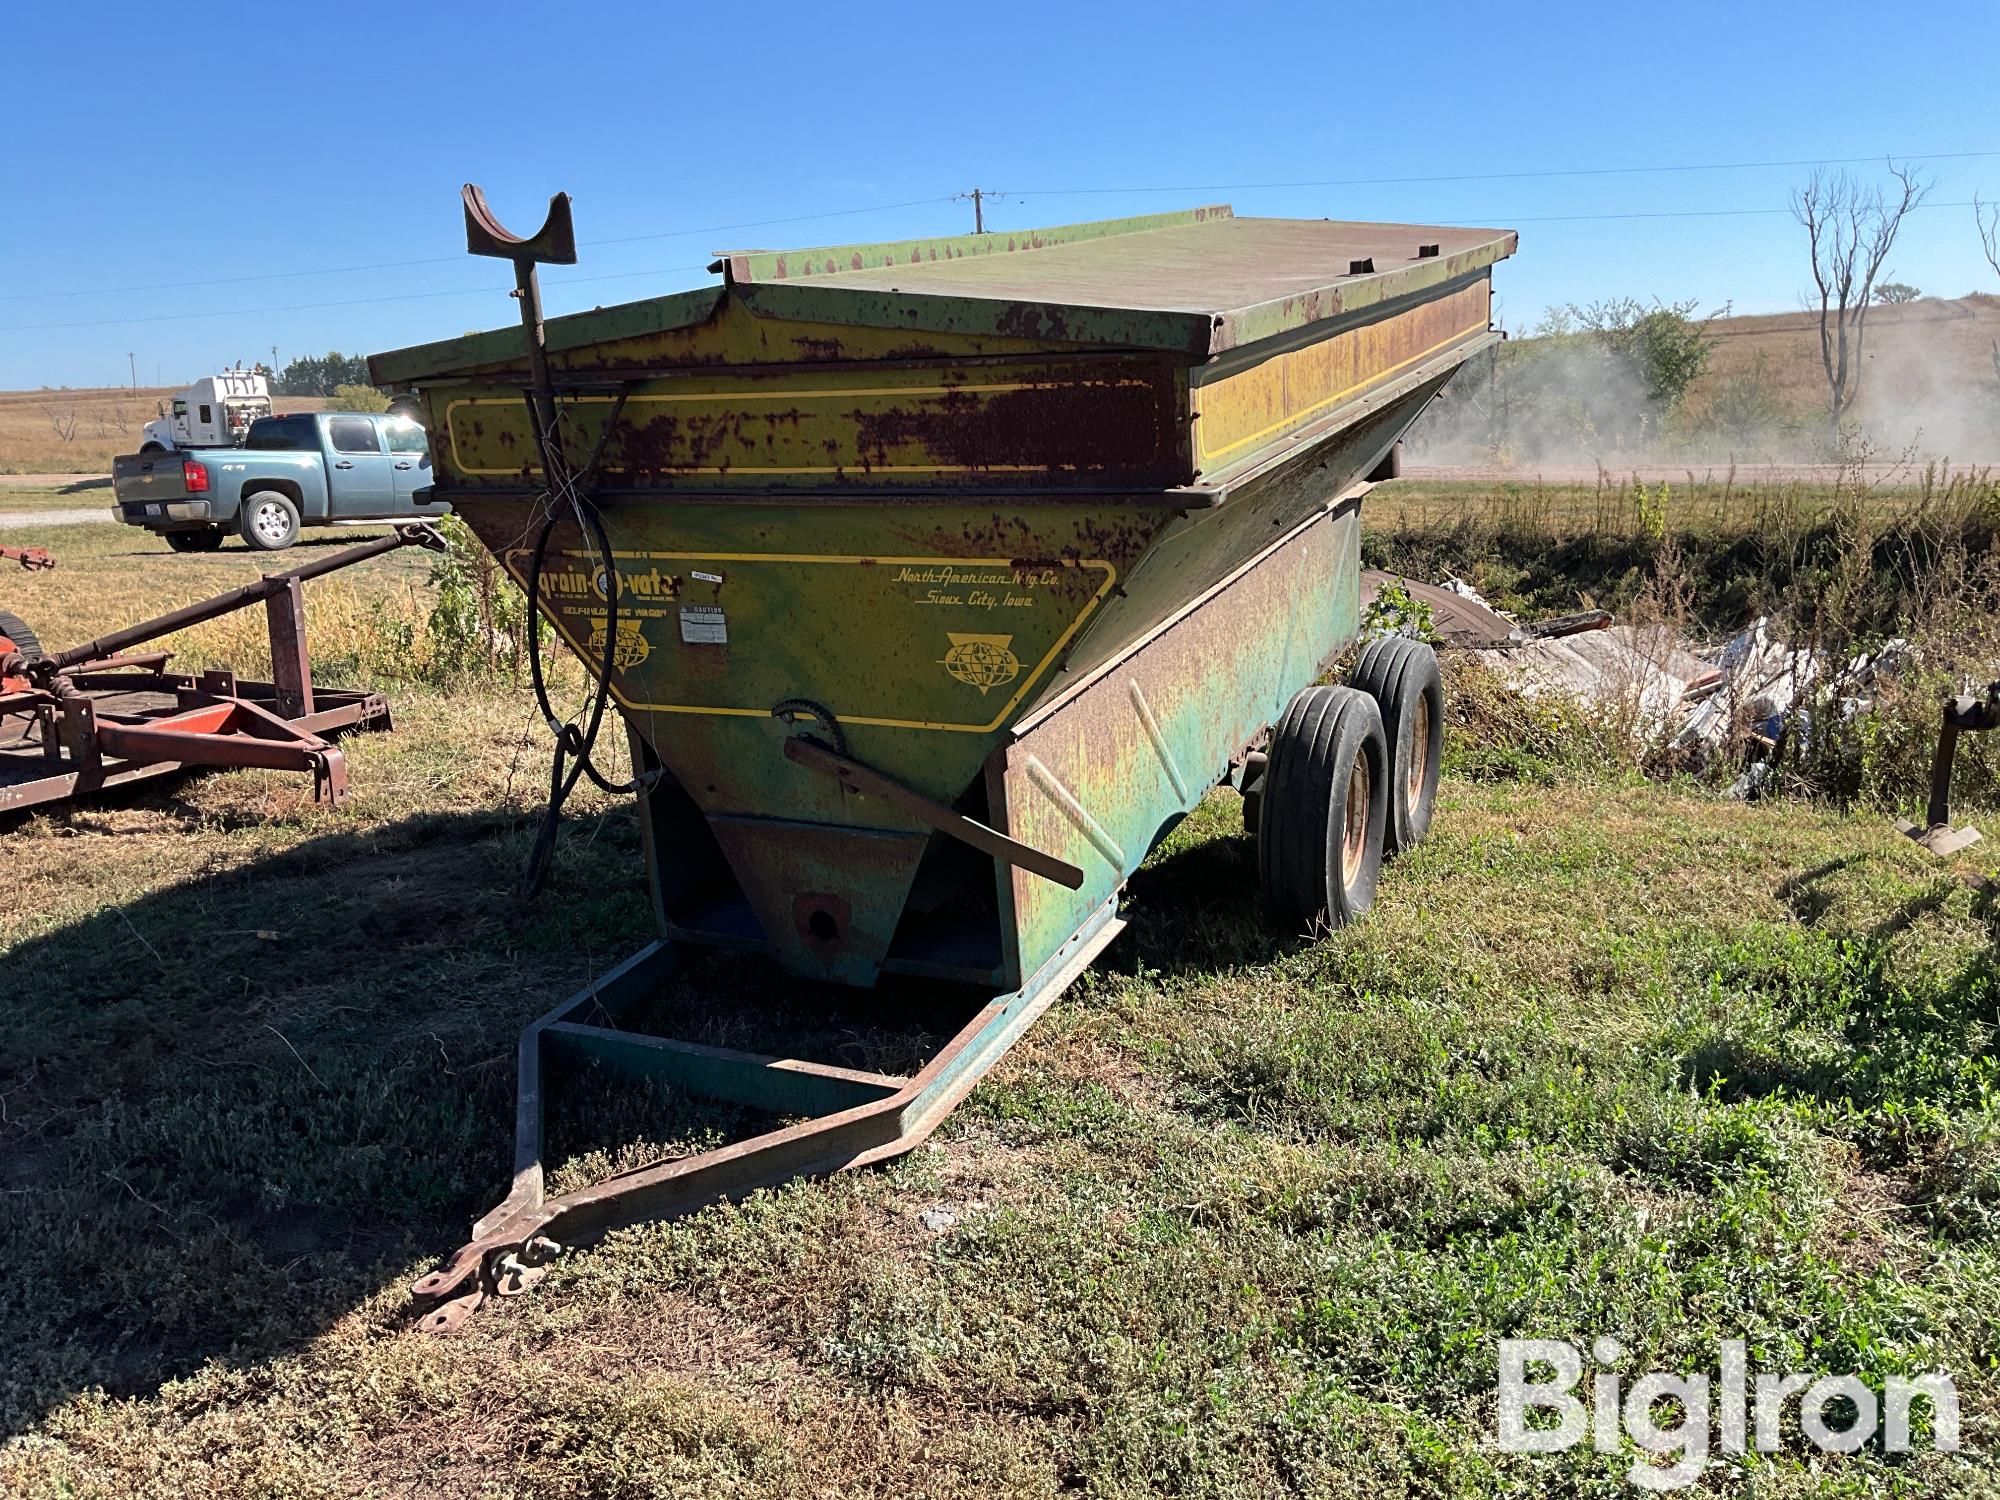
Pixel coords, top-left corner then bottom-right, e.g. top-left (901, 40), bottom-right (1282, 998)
top-left (139, 369), bottom-right (274, 452)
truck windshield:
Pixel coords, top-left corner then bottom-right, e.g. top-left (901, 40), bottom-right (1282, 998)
top-left (245, 416), bottom-right (319, 451)
top-left (383, 417), bottom-right (429, 456)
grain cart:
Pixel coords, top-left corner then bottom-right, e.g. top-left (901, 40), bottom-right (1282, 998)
top-left (374, 190), bottom-right (1514, 1329)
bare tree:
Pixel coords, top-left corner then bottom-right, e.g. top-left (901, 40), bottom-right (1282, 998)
top-left (1791, 163), bottom-right (1931, 432)
top-left (43, 399), bottom-right (78, 444)
top-left (1979, 197), bottom-right (2000, 387)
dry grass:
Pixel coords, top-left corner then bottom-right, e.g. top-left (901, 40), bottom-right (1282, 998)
top-left (0, 387), bottom-right (330, 475)
top-left (0, 520), bottom-right (558, 691)
top-left (1368, 464), bottom-right (1999, 538)
top-left (4, 504), bottom-right (2000, 1496)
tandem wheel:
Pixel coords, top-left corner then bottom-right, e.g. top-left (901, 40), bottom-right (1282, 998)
top-left (1348, 636), bottom-right (1444, 856)
top-left (1251, 639), bottom-right (1444, 931)
top-left (1255, 684), bottom-right (1389, 930)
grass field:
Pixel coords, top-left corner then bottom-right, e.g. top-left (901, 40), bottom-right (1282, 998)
top-left (3, 514), bottom-right (1999, 1496)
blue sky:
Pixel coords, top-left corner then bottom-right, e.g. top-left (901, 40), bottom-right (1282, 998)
top-left (4, 0), bottom-right (1998, 391)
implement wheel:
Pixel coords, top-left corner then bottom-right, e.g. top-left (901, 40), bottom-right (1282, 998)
top-left (1257, 684), bottom-right (1387, 930)
top-left (1350, 637), bottom-right (1443, 855)
top-left (0, 607), bottom-right (44, 663)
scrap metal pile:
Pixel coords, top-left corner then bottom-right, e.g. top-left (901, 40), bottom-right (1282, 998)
top-left (1382, 570), bottom-right (1996, 853)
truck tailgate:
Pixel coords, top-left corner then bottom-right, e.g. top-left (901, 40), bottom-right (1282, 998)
top-left (113, 451), bottom-right (193, 506)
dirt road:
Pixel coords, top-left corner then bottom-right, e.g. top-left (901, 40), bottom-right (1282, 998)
top-left (1403, 461), bottom-right (1996, 485)
top-left (0, 508), bottom-right (109, 530)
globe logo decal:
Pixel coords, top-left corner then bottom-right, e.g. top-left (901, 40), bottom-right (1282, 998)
top-left (941, 633), bottom-right (1020, 695)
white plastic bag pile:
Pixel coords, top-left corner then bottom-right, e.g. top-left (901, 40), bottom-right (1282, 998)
top-left (1463, 574), bottom-right (1911, 790)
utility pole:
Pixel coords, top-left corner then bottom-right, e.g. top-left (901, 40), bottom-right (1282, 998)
top-left (954, 188), bottom-right (996, 234)
top-left (127, 352), bottom-right (136, 389)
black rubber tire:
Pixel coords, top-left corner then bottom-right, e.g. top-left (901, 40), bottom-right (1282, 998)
top-left (166, 527), bottom-right (225, 554)
top-left (238, 490), bottom-right (301, 551)
top-left (1256, 684), bottom-right (1388, 930)
top-left (1350, 637), bottom-right (1444, 856)
top-left (140, 442), bottom-right (168, 454)
top-left (0, 608), bottom-right (44, 663)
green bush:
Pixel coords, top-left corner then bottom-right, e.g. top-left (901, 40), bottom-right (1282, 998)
top-left (328, 382), bottom-right (388, 413)
top-left (425, 513), bottom-right (532, 679)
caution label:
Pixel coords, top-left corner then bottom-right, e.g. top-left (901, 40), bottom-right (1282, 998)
top-left (679, 605), bottom-right (728, 645)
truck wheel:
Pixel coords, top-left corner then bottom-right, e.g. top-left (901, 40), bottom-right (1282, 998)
top-left (166, 528), bottom-right (225, 554)
top-left (239, 491), bottom-right (300, 551)
top-left (1257, 685), bottom-right (1387, 931)
top-left (140, 442), bottom-right (168, 455)
top-left (1350, 637), bottom-right (1443, 855)
top-left (0, 608), bottom-right (44, 663)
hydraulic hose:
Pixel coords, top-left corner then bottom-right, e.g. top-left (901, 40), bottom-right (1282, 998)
top-left (519, 494), bottom-right (645, 896)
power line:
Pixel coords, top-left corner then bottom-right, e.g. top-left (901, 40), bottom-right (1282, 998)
top-left (1005, 148), bottom-right (2000, 200)
top-left (0, 263), bottom-right (713, 334)
top-left (584, 194), bottom-right (953, 249)
top-left (2, 195), bottom-right (958, 305)
top-left (1440, 198), bottom-right (1980, 227)
top-left (7, 200), bottom-right (1986, 334)
top-left (8, 183), bottom-right (1995, 336)
top-left (14, 150), bottom-right (1998, 308)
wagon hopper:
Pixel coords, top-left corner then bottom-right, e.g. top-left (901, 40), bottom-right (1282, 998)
top-left (374, 196), bottom-right (1515, 1327)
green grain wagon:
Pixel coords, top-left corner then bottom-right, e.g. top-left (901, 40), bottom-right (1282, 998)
top-left (372, 194), bottom-right (1514, 1326)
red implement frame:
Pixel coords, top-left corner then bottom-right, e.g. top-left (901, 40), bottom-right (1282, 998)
top-left (0, 526), bottom-right (443, 816)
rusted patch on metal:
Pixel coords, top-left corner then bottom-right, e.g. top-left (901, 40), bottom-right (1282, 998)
top-left (846, 377), bottom-right (1170, 475)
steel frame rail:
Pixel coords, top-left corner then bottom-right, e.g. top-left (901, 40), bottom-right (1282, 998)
top-left (413, 898), bottom-right (1124, 1332)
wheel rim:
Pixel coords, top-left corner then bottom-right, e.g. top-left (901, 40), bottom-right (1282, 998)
top-left (1341, 755), bottom-right (1371, 891)
top-left (1407, 699), bottom-right (1431, 811)
top-left (252, 502), bottom-right (289, 544)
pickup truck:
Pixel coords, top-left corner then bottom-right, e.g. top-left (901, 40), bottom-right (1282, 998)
top-left (112, 411), bottom-right (446, 552)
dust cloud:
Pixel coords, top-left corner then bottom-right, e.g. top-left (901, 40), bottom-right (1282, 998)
top-left (1405, 305), bottom-right (2000, 468)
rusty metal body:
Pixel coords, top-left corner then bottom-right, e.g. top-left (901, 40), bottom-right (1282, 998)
top-left (0, 527), bottom-right (438, 816)
top-left (375, 200), bottom-right (1514, 1322)
top-left (1898, 683), bottom-right (2000, 855)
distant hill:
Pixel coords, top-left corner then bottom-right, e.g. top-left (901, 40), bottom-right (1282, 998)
top-left (11, 296), bottom-right (1997, 475)
top-left (0, 386), bottom-right (331, 475)
top-left (1694, 291), bottom-right (2000, 454)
